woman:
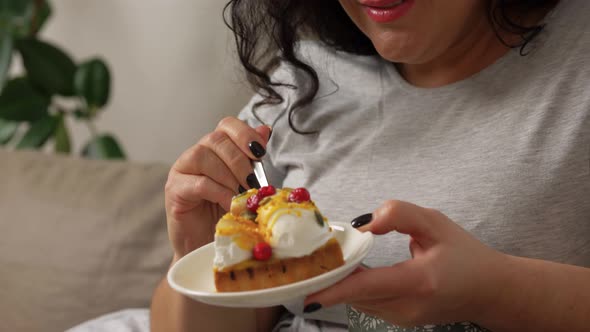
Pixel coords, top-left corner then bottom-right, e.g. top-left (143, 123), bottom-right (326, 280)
top-left (151, 0), bottom-right (590, 331)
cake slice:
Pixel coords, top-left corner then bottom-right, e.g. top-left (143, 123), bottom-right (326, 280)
top-left (213, 186), bottom-right (344, 292)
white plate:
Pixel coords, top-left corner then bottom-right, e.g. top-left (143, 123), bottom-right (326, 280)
top-left (167, 221), bottom-right (374, 308)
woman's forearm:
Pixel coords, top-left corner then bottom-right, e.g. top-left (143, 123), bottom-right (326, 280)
top-left (150, 257), bottom-right (281, 332)
top-left (476, 255), bottom-right (590, 332)
top-left (150, 275), bottom-right (259, 332)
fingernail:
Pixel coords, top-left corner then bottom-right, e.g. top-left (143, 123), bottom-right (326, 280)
top-left (238, 185), bottom-right (246, 193)
top-left (351, 213), bottom-right (372, 228)
top-left (303, 302), bottom-right (322, 313)
top-left (246, 173), bottom-right (260, 189)
top-left (248, 141), bottom-right (266, 158)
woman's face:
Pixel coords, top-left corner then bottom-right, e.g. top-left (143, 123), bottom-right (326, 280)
top-left (337, 0), bottom-right (489, 64)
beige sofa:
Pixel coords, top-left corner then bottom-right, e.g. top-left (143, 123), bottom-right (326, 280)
top-left (0, 150), bottom-right (173, 332)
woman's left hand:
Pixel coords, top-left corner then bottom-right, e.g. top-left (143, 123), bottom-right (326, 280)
top-left (304, 200), bottom-right (507, 327)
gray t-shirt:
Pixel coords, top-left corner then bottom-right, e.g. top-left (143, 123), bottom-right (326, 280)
top-left (240, 0), bottom-right (589, 330)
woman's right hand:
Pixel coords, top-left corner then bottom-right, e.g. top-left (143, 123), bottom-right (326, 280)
top-left (165, 117), bottom-right (271, 259)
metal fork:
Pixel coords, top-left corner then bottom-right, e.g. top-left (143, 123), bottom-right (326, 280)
top-left (252, 160), bottom-right (270, 187)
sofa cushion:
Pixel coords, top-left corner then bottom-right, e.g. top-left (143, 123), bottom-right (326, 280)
top-left (0, 150), bottom-right (173, 332)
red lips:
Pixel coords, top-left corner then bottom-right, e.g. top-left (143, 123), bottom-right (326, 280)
top-left (360, 0), bottom-right (415, 23)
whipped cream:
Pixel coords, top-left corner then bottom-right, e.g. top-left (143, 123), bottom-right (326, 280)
top-left (268, 208), bottom-right (334, 259)
top-left (213, 187), bottom-right (335, 270)
top-left (213, 234), bottom-right (252, 270)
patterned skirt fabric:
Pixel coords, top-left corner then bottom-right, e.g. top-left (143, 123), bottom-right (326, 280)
top-left (347, 306), bottom-right (490, 332)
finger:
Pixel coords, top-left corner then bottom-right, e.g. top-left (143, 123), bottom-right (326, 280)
top-left (254, 125), bottom-right (272, 142)
top-left (352, 265), bottom-right (369, 274)
top-left (216, 117), bottom-right (269, 160)
top-left (167, 172), bottom-right (234, 212)
top-left (409, 237), bottom-right (425, 258)
top-left (370, 200), bottom-right (440, 247)
top-left (305, 260), bottom-right (421, 308)
top-left (351, 292), bottom-right (409, 311)
top-left (173, 144), bottom-right (241, 193)
top-left (199, 130), bottom-right (254, 189)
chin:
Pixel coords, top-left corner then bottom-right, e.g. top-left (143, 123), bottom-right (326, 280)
top-left (372, 38), bottom-right (422, 64)
top-left (374, 46), bottom-right (407, 63)
top-left (369, 28), bottom-right (440, 65)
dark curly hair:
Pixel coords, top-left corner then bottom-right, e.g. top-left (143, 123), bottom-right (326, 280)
top-left (223, 0), bottom-right (559, 133)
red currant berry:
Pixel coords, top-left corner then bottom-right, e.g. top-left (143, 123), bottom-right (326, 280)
top-left (289, 187), bottom-right (310, 203)
top-left (258, 185), bottom-right (276, 198)
top-left (252, 242), bottom-right (272, 261)
top-left (246, 193), bottom-right (262, 212)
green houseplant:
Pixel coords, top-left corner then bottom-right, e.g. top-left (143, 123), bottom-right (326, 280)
top-left (0, 0), bottom-right (125, 159)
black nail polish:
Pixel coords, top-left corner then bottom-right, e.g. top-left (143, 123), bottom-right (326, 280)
top-left (248, 141), bottom-right (266, 158)
top-left (351, 213), bottom-right (372, 228)
top-left (303, 302), bottom-right (322, 314)
top-left (238, 185), bottom-right (246, 193)
top-left (268, 127), bottom-right (273, 139)
top-left (246, 173), bottom-right (260, 189)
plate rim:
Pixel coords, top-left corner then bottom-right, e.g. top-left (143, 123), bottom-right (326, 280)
top-left (167, 221), bottom-right (374, 302)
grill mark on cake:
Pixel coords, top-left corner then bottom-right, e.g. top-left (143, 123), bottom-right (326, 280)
top-left (247, 267), bottom-right (254, 279)
top-left (230, 271), bottom-right (236, 280)
top-left (281, 263), bottom-right (287, 273)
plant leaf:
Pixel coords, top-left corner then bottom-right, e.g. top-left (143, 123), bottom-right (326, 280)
top-left (0, 20), bottom-right (13, 93)
top-left (16, 38), bottom-right (76, 96)
top-left (0, 0), bottom-right (33, 16)
top-left (29, 0), bottom-right (52, 35)
top-left (0, 77), bottom-right (48, 121)
top-left (10, 0), bottom-right (52, 37)
top-left (74, 58), bottom-right (111, 109)
top-left (0, 118), bottom-right (18, 145)
top-left (82, 134), bottom-right (126, 160)
top-left (54, 113), bottom-right (70, 153)
top-left (15, 114), bottom-right (58, 149)
top-left (73, 108), bottom-right (90, 119)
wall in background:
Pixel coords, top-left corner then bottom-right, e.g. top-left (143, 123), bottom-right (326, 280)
top-left (43, 0), bottom-right (253, 164)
